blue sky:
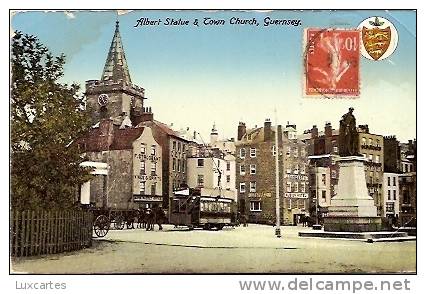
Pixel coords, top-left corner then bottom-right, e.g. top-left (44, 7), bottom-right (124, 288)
top-left (11, 10), bottom-right (416, 142)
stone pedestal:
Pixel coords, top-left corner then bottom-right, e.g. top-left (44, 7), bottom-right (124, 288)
top-left (324, 156), bottom-right (381, 232)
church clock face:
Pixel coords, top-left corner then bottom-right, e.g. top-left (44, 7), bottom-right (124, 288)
top-left (98, 94), bottom-right (109, 106)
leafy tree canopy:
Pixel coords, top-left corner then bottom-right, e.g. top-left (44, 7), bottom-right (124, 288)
top-left (11, 31), bottom-right (91, 210)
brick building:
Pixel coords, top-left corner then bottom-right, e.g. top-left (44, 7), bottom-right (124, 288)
top-left (77, 121), bottom-right (163, 209)
top-left (235, 120), bottom-right (309, 225)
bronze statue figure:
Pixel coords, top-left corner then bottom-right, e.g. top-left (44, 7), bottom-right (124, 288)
top-left (338, 107), bottom-right (359, 156)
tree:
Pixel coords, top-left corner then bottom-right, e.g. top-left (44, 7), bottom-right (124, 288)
top-left (11, 31), bottom-right (91, 210)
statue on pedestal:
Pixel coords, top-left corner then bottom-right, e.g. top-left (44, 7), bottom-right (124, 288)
top-left (338, 107), bottom-right (359, 156)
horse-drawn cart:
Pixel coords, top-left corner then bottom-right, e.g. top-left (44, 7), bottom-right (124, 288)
top-left (91, 208), bottom-right (139, 237)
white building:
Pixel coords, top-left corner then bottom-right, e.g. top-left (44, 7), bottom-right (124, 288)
top-left (186, 155), bottom-right (237, 201)
top-left (382, 172), bottom-right (400, 218)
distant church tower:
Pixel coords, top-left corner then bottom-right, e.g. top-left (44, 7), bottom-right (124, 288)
top-left (85, 20), bottom-right (152, 125)
top-left (210, 123), bottom-right (218, 145)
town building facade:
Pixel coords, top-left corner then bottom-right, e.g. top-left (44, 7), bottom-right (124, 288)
top-left (236, 120), bottom-right (309, 225)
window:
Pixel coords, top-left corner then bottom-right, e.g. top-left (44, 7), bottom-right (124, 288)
top-left (333, 146), bottom-right (338, 153)
top-left (151, 163), bottom-right (156, 176)
top-left (387, 177), bottom-right (391, 186)
top-left (172, 158), bottom-right (176, 171)
top-left (140, 143), bottom-right (146, 154)
top-left (393, 177), bottom-right (396, 186)
top-left (293, 147), bottom-right (298, 157)
top-left (150, 183), bottom-right (156, 196)
top-left (362, 137), bottom-right (366, 144)
top-left (293, 182), bottom-right (298, 192)
top-left (250, 201), bottom-right (261, 212)
top-left (250, 148), bottom-right (256, 158)
top-left (172, 141), bottom-right (176, 150)
top-left (250, 181), bottom-right (256, 192)
top-left (286, 182), bottom-right (292, 192)
top-left (240, 148), bottom-right (246, 158)
top-left (294, 164), bottom-right (299, 174)
top-left (250, 164), bottom-right (256, 175)
top-left (177, 142), bottom-right (181, 152)
top-left (321, 174), bottom-right (326, 185)
top-left (301, 148), bottom-right (306, 157)
top-left (286, 164), bottom-right (291, 174)
top-left (197, 158), bottom-right (204, 167)
top-left (376, 139), bottom-right (380, 147)
top-left (197, 175), bottom-right (204, 187)
top-left (388, 190), bottom-right (391, 200)
top-left (177, 159), bottom-right (181, 172)
top-left (286, 146), bottom-right (291, 157)
top-left (368, 154), bottom-right (373, 161)
top-left (331, 170), bottom-right (337, 179)
top-left (240, 182), bottom-right (246, 193)
top-left (226, 161), bottom-right (230, 171)
top-left (182, 160), bottom-right (186, 173)
top-left (368, 138), bottom-right (373, 145)
top-left (375, 155), bottom-right (380, 163)
top-left (322, 190), bottom-right (326, 200)
top-left (272, 145), bottom-right (277, 156)
top-left (151, 145), bottom-right (156, 155)
top-left (393, 190), bottom-right (397, 200)
top-left (137, 159), bottom-right (145, 175)
top-left (300, 164), bottom-right (306, 174)
top-left (139, 181), bottom-right (145, 194)
top-left (240, 165), bottom-right (246, 175)
top-left (301, 182), bottom-right (306, 193)
top-left (226, 175), bottom-right (231, 183)
top-left (386, 202), bottom-right (395, 212)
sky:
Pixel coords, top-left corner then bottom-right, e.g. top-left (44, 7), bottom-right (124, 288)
top-left (11, 10), bottom-right (416, 142)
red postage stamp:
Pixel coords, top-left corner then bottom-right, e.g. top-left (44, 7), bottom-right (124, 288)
top-left (304, 28), bottom-right (360, 98)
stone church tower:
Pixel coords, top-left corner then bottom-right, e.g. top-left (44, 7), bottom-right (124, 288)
top-left (85, 21), bottom-right (152, 125)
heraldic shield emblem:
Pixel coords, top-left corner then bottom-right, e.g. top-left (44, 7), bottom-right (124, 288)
top-left (362, 26), bottom-right (391, 60)
top-left (358, 16), bottom-right (398, 61)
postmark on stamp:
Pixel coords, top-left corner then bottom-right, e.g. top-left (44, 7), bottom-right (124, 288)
top-left (304, 28), bottom-right (360, 98)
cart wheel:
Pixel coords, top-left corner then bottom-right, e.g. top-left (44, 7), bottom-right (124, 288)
top-left (114, 215), bottom-right (125, 230)
top-left (216, 224), bottom-right (224, 230)
top-left (93, 215), bottom-right (110, 238)
top-left (188, 225), bottom-right (194, 231)
top-left (203, 224), bottom-right (211, 230)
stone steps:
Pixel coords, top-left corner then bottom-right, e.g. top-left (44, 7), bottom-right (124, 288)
top-left (299, 230), bottom-right (409, 240)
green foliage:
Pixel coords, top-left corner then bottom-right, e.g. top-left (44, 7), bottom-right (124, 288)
top-left (11, 31), bottom-right (91, 210)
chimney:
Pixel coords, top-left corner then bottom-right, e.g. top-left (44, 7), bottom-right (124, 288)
top-left (325, 121), bottom-right (332, 137)
top-left (311, 125), bottom-right (318, 138)
top-left (264, 119), bottom-right (272, 141)
top-left (99, 119), bottom-right (114, 150)
top-left (237, 122), bottom-right (246, 141)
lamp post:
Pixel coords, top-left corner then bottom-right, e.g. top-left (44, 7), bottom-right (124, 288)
top-left (275, 110), bottom-right (281, 238)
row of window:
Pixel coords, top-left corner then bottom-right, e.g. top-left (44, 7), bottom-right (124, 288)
top-left (140, 143), bottom-right (157, 156)
top-left (172, 140), bottom-right (187, 152)
top-left (239, 182), bottom-right (257, 193)
top-left (197, 159), bottom-right (231, 171)
top-left (362, 153), bottom-right (381, 163)
top-left (387, 190), bottom-right (397, 201)
top-left (249, 198), bottom-right (307, 212)
top-left (139, 181), bottom-right (157, 195)
top-left (196, 174), bottom-right (232, 187)
top-left (361, 137), bottom-right (381, 147)
top-left (239, 164), bottom-right (257, 175)
top-left (140, 162), bottom-right (157, 176)
top-left (172, 158), bottom-right (186, 173)
top-left (285, 182), bottom-right (307, 193)
top-left (239, 148), bottom-right (257, 158)
top-left (387, 176), bottom-right (397, 186)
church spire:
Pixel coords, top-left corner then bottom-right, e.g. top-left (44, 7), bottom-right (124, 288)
top-left (101, 20), bottom-right (132, 83)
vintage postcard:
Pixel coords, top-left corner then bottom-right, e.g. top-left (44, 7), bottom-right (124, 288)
top-left (10, 8), bottom-right (416, 285)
